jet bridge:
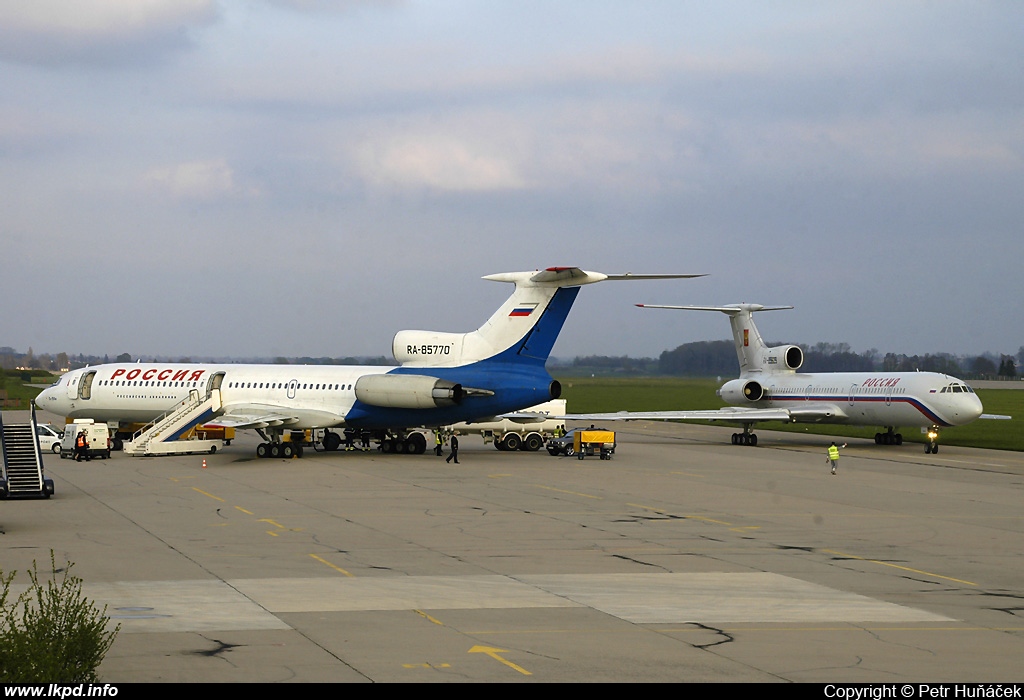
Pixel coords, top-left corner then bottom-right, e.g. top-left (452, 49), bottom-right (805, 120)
top-left (1, 406), bottom-right (55, 498)
top-left (122, 389), bottom-right (225, 457)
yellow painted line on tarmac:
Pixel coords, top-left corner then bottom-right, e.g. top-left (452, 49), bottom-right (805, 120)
top-left (234, 506), bottom-right (254, 515)
top-left (415, 609), bottom-right (444, 626)
top-left (258, 518), bottom-right (286, 529)
top-left (266, 531), bottom-right (278, 537)
top-left (309, 554), bottom-right (354, 577)
top-left (468, 645), bottom-right (532, 676)
top-left (534, 485), bottom-right (602, 499)
top-left (824, 549), bottom-right (978, 586)
top-left (192, 487), bottom-right (224, 502)
top-left (403, 663), bottom-right (451, 669)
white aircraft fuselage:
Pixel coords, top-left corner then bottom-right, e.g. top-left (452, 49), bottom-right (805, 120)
top-left (717, 369), bottom-right (983, 429)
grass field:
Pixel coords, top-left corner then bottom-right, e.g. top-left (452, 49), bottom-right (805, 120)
top-left (555, 375), bottom-right (1024, 452)
top-left (0, 375), bottom-right (47, 410)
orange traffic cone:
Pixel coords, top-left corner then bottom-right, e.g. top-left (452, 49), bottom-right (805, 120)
top-left (202, 458), bottom-right (207, 469)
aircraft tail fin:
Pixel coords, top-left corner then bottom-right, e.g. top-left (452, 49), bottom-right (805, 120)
top-left (395, 268), bottom-right (704, 368)
top-left (637, 303), bottom-right (801, 374)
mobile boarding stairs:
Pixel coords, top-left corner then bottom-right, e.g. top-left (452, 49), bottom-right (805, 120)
top-left (1, 406), bottom-right (55, 498)
top-left (122, 388), bottom-right (224, 457)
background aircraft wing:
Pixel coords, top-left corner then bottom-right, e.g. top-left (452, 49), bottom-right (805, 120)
top-left (564, 403), bottom-right (848, 424)
top-left (494, 411), bottom-right (556, 424)
top-left (980, 413), bottom-right (1012, 420)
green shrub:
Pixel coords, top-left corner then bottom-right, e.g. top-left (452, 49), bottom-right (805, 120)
top-left (0, 553), bottom-right (119, 683)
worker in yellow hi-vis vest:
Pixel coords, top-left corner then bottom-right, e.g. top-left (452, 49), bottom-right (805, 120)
top-left (827, 442), bottom-right (847, 475)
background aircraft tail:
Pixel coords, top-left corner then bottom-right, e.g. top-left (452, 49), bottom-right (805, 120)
top-left (396, 268), bottom-right (704, 368)
top-left (637, 303), bottom-right (801, 375)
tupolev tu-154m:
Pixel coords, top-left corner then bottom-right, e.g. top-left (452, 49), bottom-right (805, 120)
top-left (565, 303), bottom-right (1009, 452)
top-left (35, 267), bottom-right (702, 457)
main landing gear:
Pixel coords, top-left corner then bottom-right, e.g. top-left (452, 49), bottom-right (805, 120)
top-left (874, 427), bottom-right (903, 445)
top-left (378, 431), bottom-right (427, 455)
top-left (730, 425), bottom-right (758, 446)
top-left (254, 428), bottom-right (307, 458)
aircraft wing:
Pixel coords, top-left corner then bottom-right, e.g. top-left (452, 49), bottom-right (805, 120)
top-left (565, 403), bottom-right (848, 425)
top-left (204, 407), bottom-right (304, 430)
top-left (980, 413), bottom-right (1012, 420)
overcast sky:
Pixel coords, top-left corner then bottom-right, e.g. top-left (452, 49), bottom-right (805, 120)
top-left (2, 1), bottom-right (1021, 362)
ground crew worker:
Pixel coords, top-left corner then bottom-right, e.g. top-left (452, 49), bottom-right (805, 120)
top-left (75, 430), bottom-right (89, 462)
top-left (827, 441), bottom-right (847, 475)
top-left (435, 430), bottom-right (444, 456)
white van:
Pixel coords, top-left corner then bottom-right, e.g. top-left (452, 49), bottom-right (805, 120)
top-left (35, 423), bottom-right (64, 454)
top-left (59, 420), bottom-right (111, 460)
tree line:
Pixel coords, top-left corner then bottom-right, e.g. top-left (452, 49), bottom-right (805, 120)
top-left (3, 342), bottom-right (1021, 379)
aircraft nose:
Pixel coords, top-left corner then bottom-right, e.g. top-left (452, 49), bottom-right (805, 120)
top-left (966, 395), bottom-right (984, 422)
top-left (953, 393), bottom-right (984, 424)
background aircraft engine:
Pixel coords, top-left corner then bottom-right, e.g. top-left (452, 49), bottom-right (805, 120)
top-left (762, 344), bottom-right (803, 370)
top-left (719, 379), bottom-right (765, 403)
top-left (355, 374), bottom-right (464, 409)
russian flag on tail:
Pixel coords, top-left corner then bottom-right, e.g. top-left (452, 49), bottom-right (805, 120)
top-left (509, 303), bottom-right (538, 317)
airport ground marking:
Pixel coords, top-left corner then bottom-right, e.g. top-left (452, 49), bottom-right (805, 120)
top-left (192, 487), bottom-right (225, 502)
top-left (628, 504), bottom-right (733, 526)
top-left (823, 549), bottom-right (978, 586)
top-left (535, 484), bottom-right (602, 499)
top-left (415, 609), bottom-right (444, 626)
top-left (266, 531), bottom-right (279, 537)
top-left (258, 518), bottom-right (286, 529)
top-left (309, 554), bottom-right (354, 577)
top-left (468, 646), bottom-right (532, 676)
top-left (234, 506), bottom-right (254, 515)
top-left (403, 663), bottom-right (451, 669)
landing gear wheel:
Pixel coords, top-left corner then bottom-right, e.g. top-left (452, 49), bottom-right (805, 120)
top-left (407, 433), bottom-right (427, 455)
top-left (925, 443), bottom-right (933, 454)
top-left (257, 443), bottom-right (270, 458)
top-left (323, 432), bottom-right (341, 451)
